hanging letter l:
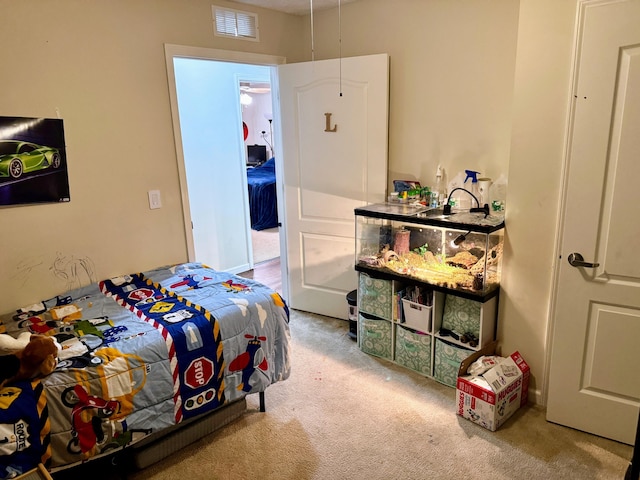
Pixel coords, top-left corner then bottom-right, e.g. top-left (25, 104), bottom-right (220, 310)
top-left (324, 113), bottom-right (337, 132)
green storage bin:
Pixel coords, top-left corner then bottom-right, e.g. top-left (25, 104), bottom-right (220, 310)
top-left (433, 338), bottom-right (473, 387)
top-left (358, 274), bottom-right (392, 320)
top-left (441, 295), bottom-right (481, 338)
top-left (395, 324), bottom-right (432, 376)
top-left (359, 313), bottom-right (392, 360)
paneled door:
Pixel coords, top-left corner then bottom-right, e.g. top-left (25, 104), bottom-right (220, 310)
top-left (278, 54), bottom-right (389, 319)
top-left (547, 0), bottom-right (640, 444)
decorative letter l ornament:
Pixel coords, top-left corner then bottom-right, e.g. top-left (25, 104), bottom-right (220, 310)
top-left (324, 113), bottom-right (337, 132)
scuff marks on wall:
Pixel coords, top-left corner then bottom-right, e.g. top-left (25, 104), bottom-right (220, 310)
top-left (10, 252), bottom-right (96, 294)
top-left (51, 252), bottom-right (96, 291)
top-left (12, 255), bottom-right (46, 287)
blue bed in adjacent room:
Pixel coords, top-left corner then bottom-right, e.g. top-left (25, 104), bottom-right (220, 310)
top-left (247, 158), bottom-right (278, 231)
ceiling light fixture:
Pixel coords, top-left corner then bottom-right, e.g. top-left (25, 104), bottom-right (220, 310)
top-left (240, 92), bottom-right (253, 105)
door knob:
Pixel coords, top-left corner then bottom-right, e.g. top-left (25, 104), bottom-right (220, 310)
top-left (567, 252), bottom-right (600, 268)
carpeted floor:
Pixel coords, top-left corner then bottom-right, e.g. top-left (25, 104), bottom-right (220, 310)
top-left (56, 310), bottom-right (633, 480)
top-left (251, 227), bottom-right (280, 264)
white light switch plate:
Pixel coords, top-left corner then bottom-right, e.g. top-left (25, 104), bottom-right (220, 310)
top-left (148, 190), bottom-right (162, 209)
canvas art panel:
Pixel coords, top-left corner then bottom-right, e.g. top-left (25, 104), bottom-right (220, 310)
top-left (0, 116), bottom-right (70, 206)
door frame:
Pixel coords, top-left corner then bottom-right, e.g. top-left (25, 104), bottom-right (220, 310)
top-left (164, 45), bottom-right (288, 295)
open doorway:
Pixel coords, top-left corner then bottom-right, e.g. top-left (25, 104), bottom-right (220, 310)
top-left (239, 79), bottom-right (280, 268)
top-left (164, 45), bottom-right (285, 294)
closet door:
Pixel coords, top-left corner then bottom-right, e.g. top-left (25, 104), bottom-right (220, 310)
top-left (547, 0), bottom-right (640, 444)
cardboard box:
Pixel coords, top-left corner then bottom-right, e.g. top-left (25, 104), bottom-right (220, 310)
top-left (456, 347), bottom-right (530, 431)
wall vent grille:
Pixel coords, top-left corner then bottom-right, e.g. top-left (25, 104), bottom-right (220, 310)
top-left (213, 6), bottom-right (259, 41)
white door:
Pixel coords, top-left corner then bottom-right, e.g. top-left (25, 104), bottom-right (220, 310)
top-left (277, 54), bottom-right (389, 319)
top-left (546, 0), bottom-right (640, 445)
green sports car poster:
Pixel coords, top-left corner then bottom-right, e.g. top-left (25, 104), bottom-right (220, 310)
top-left (0, 116), bottom-right (70, 206)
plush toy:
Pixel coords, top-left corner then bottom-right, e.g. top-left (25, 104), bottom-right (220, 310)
top-left (0, 334), bottom-right (59, 388)
top-left (0, 331), bottom-right (33, 355)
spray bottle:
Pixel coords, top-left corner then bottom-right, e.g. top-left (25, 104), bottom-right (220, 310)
top-left (431, 165), bottom-right (445, 208)
top-left (464, 170), bottom-right (481, 206)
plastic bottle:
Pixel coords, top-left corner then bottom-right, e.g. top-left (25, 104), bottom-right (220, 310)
top-left (490, 174), bottom-right (508, 212)
top-left (431, 165), bottom-right (445, 208)
top-left (447, 171), bottom-right (466, 210)
top-left (464, 170), bottom-right (481, 206)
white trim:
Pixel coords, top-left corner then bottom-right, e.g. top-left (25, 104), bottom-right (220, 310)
top-left (164, 47), bottom-right (195, 263)
top-left (164, 44), bottom-right (285, 66)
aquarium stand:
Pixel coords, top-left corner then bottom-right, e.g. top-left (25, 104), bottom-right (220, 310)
top-left (354, 203), bottom-right (505, 387)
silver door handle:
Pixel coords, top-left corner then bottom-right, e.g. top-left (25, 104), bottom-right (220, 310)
top-left (568, 252), bottom-right (600, 268)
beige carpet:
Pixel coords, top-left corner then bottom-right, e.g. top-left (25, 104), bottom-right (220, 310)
top-left (122, 311), bottom-right (632, 480)
top-left (251, 227), bottom-right (280, 264)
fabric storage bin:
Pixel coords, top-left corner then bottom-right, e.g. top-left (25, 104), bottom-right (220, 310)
top-left (441, 294), bottom-right (481, 337)
top-left (401, 298), bottom-right (432, 333)
top-left (434, 338), bottom-right (473, 387)
top-left (358, 274), bottom-right (392, 320)
top-left (395, 324), bottom-right (432, 375)
top-left (359, 313), bottom-right (392, 360)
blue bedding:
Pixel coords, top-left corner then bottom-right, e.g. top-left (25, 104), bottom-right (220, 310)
top-left (0, 263), bottom-right (290, 477)
top-left (247, 158), bottom-right (278, 231)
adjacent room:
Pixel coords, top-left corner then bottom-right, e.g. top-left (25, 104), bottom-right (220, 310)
top-left (0, 1), bottom-right (638, 479)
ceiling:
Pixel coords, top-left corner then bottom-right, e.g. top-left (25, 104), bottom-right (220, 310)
top-left (229, 0), bottom-right (359, 16)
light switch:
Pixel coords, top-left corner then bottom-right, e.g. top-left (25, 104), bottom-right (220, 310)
top-left (148, 190), bottom-right (162, 209)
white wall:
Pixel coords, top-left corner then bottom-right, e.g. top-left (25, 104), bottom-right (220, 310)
top-left (307, 0), bottom-right (580, 403)
top-left (502, 0), bottom-right (578, 402)
top-left (307, 0), bottom-right (519, 189)
top-left (0, 0), bottom-right (303, 313)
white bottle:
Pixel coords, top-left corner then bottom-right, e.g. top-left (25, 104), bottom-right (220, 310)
top-left (490, 174), bottom-right (508, 212)
top-left (431, 165), bottom-right (445, 208)
top-left (447, 171), bottom-right (467, 210)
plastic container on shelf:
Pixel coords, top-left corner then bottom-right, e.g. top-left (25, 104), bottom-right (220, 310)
top-left (401, 298), bottom-right (432, 333)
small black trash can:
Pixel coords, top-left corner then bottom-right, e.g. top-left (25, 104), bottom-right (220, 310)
top-left (346, 289), bottom-right (358, 341)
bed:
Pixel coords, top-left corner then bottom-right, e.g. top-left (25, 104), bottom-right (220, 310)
top-left (0, 262), bottom-right (291, 478)
top-left (247, 158), bottom-right (278, 231)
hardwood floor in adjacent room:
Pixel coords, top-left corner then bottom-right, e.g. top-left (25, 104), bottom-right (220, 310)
top-left (238, 257), bottom-right (282, 293)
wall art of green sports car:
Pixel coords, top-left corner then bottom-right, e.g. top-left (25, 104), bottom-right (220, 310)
top-left (0, 140), bottom-right (61, 179)
top-left (0, 116), bottom-right (70, 206)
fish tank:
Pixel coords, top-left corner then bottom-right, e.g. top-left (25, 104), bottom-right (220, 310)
top-left (354, 203), bottom-right (505, 301)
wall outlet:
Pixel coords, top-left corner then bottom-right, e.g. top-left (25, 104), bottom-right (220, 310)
top-left (148, 190), bottom-right (162, 209)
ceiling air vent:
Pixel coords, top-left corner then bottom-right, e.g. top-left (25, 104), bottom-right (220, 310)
top-left (213, 6), bottom-right (259, 41)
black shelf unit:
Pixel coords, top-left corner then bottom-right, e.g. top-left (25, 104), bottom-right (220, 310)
top-left (354, 264), bottom-right (500, 303)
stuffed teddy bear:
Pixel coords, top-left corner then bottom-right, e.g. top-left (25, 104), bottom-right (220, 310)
top-left (0, 333), bottom-right (59, 388)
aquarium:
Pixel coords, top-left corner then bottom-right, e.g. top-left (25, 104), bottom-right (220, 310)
top-left (355, 204), bottom-right (505, 300)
